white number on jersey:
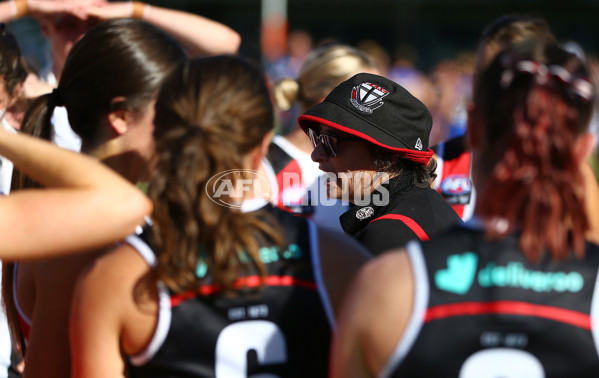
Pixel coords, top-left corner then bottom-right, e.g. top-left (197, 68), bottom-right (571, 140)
top-left (215, 320), bottom-right (287, 377)
top-left (459, 348), bottom-right (545, 378)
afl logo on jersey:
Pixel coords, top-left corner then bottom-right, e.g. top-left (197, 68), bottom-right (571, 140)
top-left (350, 82), bottom-right (389, 114)
top-left (440, 175), bottom-right (472, 205)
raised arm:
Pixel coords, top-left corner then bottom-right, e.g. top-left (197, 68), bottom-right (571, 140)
top-left (0, 0), bottom-right (94, 23)
top-left (0, 128), bottom-right (152, 260)
top-left (85, 1), bottom-right (241, 56)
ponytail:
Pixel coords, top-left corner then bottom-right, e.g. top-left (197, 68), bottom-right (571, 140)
top-left (11, 93), bottom-right (58, 191)
top-left (478, 83), bottom-right (588, 260)
top-left (272, 78), bottom-right (301, 112)
top-left (149, 126), bottom-right (283, 293)
top-left (475, 43), bottom-right (594, 261)
top-left (20, 92), bottom-right (59, 141)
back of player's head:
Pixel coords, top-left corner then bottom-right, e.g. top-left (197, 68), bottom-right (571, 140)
top-left (473, 40), bottom-right (595, 261)
top-left (21, 18), bottom-right (186, 145)
top-left (150, 55), bottom-right (283, 293)
top-left (473, 14), bottom-right (556, 96)
top-left (272, 43), bottom-right (379, 112)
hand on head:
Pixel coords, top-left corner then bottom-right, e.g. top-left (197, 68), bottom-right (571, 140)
top-left (29, 0), bottom-right (106, 21)
top-left (84, 1), bottom-right (143, 22)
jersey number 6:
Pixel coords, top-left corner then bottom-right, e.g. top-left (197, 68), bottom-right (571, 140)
top-left (215, 320), bottom-right (288, 377)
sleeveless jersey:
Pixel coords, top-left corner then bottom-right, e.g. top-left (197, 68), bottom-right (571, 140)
top-left (126, 205), bottom-right (334, 378)
top-left (9, 216), bottom-right (152, 349)
top-left (382, 224), bottom-right (599, 378)
top-left (265, 137), bottom-right (315, 216)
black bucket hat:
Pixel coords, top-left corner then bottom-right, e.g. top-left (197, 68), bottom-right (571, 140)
top-left (298, 72), bottom-right (434, 165)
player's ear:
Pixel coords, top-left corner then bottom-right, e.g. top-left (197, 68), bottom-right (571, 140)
top-left (107, 97), bottom-right (131, 135)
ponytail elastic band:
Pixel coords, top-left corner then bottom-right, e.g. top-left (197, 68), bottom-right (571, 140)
top-left (500, 60), bottom-right (594, 102)
top-left (48, 88), bottom-right (64, 109)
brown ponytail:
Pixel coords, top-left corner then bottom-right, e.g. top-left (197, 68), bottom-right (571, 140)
top-left (150, 56), bottom-right (283, 293)
top-left (10, 93), bottom-right (56, 191)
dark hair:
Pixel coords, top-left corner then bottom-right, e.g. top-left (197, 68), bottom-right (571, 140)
top-left (149, 55), bottom-right (284, 293)
top-left (0, 23), bottom-right (28, 98)
top-left (473, 15), bottom-right (556, 98)
top-left (481, 15), bottom-right (553, 43)
top-left (474, 41), bottom-right (595, 261)
top-left (372, 145), bottom-right (437, 188)
top-left (20, 18), bottom-right (186, 147)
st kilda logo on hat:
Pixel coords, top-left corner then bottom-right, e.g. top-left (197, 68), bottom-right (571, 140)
top-left (350, 82), bottom-right (390, 114)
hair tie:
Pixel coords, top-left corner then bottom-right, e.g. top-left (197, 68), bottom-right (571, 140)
top-left (48, 88), bottom-right (64, 108)
top-left (499, 59), bottom-right (594, 103)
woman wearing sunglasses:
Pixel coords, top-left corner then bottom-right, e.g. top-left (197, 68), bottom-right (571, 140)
top-left (266, 43), bottom-right (379, 229)
top-left (298, 72), bottom-right (461, 255)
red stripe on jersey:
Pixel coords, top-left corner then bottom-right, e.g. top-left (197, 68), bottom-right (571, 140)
top-left (369, 214), bottom-right (430, 241)
top-left (170, 275), bottom-right (318, 307)
top-left (425, 301), bottom-right (591, 330)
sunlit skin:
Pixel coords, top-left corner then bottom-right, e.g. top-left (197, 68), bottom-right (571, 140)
top-left (310, 124), bottom-right (392, 204)
top-left (84, 100), bottom-right (158, 184)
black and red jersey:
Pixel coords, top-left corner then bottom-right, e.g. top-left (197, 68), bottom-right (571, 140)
top-left (126, 204), bottom-right (334, 378)
top-left (432, 135), bottom-right (475, 221)
top-left (339, 175), bottom-right (461, 256)
top-left (382, 223), bottom-right (599, 378)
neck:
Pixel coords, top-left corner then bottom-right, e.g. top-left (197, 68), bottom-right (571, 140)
top-left (83, 141), bottom-right (143, 184)
top-left (239, 162), bottom-right (273, 202)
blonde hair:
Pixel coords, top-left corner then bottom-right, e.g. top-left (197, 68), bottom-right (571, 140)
top-left (272, 43), bottom-right (378, 112)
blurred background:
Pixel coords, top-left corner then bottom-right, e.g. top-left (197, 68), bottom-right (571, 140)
top-left (6, 0), bottom-right (599, 164)
top-left (7, 0), bottom-right (599, 76)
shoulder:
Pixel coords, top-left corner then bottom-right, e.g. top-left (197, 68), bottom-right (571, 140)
top-left (318, 225), bottom-right (371, 264)
top-left (315, 225), bottom-right (371, 313)
top-left (74, 243), bottom-right (152, 311)
top-left (352, 248), bottom-right (414, 305)
top-left (337, 248), bottom-right (416, 374)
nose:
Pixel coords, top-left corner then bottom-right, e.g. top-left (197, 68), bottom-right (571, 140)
top-left (311, 141), bottom-right (329, 163)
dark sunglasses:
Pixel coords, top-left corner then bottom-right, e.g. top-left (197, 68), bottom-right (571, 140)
top-left (308, 128), bottom-right (360, 158)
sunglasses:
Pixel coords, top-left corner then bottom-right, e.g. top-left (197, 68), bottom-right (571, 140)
top-left (308, 128), bottom-right (361, 158)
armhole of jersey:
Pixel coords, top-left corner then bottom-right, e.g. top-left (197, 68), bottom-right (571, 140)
top-left (590, 267), bottom-right (599, 358)
top-left (308, 220), bottom-right (336, 331)
top-left (125, 235), bottom-right (172, 366)
top-left (378, 240), bottom-right (429, 378)
top-left (125, 235), bottom-right (157, 267)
